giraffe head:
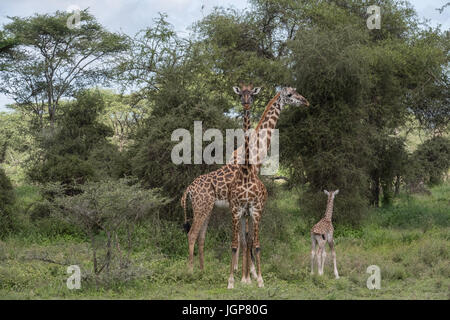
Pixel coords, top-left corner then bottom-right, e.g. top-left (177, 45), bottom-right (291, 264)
top-left (233, 83), bottom-right (261, 110)
top-left (324, 189), bottom-right (339, 199)
top-left (279, 87), bottom-right (309, 107)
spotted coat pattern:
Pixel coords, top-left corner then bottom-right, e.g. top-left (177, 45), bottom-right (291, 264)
top-left (311, 193), bottom-right (336, 235)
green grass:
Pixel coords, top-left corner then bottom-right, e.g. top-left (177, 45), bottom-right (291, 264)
top-left (0, 184), bottom-right (449, 299)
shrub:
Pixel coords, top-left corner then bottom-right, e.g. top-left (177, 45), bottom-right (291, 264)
top-left (28, 90), bottom-right (113, 190)
top-left (29, 201), bottom-right (52, 221)
top-left (51, 178), bottom-right (169, 278)
top-left (408, 136), bottom-right (450, 187)
top-left (300, 188), bottom-right (368, 227)
top-left (0, 167), bottom-right (15, 236)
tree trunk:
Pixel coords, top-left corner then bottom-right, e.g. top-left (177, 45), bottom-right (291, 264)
top-left (394, 174), bottom-right (401, 196)
top-left (371, 176), bottom-right (380, 207)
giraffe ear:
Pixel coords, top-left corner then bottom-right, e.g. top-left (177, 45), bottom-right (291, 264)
top-left (233, 87), bottom-right (241, 95)
top-left (252, 87), bottom-right (261, 95)
top-left (335, 190), bottom-right (339, 195)
top-left (324, 190), bottom-right (329, 196)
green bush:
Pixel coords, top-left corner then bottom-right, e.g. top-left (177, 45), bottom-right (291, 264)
top-left (52, 178), bottom-right (170, 275)
top-left (410, 136), bottom-right (450, 186)
top-left (29, 201), bottom-right (52, 221)
top-left (87, 143), bottom-right (132, 179)
top-left (0, 167), bottom-right (15, 236)
top-left (29, 154), bottom-right (95, 187)
top-left (300, 188), bottom-right (368, 227)
top-left (0, 167), bottom-right (14, 207)
top-left (29, 90), bottom-right (113, 189)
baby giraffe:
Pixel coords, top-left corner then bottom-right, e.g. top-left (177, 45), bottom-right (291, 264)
top-left (310, 189), bottom-right (340, 279)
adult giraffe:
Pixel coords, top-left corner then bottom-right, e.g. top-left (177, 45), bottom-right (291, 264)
top-left (227, 87), bottom-right (310, 288)
top-left (181, 87), bottom-right (309, 272)
top-left (182, 83), bottom-right (261, 272)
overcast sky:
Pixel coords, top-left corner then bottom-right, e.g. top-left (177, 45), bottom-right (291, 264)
top-left (1, 0), bottom-right (449, 111)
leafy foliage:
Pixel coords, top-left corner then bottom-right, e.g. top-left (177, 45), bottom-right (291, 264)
top-left (0, 3), bottom-right (448, 231)
top-left (0, 168), bottom-right (15, 236)
top-left (28, 90), bottom-right (114, 187)
top-left (51, 178), bottom-right (169, 275)
top-left (409, 136), bottom-right (450, 186)
top-left (0, 10), bottom-right (128, 124)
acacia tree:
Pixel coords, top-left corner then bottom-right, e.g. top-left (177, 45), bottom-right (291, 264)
top-left (0, 10), bottom-right (128, 126)
top-left (115, 13), bottom-right (183, 98)
top-left (97, 90), bottom-right (150, 152)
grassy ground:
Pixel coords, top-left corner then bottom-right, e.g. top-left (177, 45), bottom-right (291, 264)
top-left (0, 183), bottom-right (449, 299)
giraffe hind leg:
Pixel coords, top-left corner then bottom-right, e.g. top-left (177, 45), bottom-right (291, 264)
top-left (188, 196), bottom-right (214, 272)
top-left (321, 245), bottom-right (327, 275)
top-left (328, 234), bottom-right (339, 279)
top-left (187, 222), bottom-right (199, 272)
top-left (240, 215), bottom-right (251, 284)
top-left (247, 218), bottom-right (257, 280)
top-left (198, 214), bottom-right (211, 271)
top-left (311, 233), bottom-right (316, 275)
top-left (314, 234), bottom-right (326, 276)
top-left (251, 208), bottom-right (264, 288)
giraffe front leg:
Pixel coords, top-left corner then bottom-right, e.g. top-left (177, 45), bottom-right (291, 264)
top-left (249, 248), bottom-right (257, 280)
top-left (252, 210), bottom-right (264, 288)
top-left (234, 235), bottom-right (240, 271)
top-left (228, 213), bottom-right (240, 289)
top-left (240, 216), bottom-right (251, 284)
top-left (328, 237), bottom-right (339, 279)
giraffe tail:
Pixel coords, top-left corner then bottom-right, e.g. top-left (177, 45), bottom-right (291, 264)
top-left (181, 187), bottom-right (191, 233)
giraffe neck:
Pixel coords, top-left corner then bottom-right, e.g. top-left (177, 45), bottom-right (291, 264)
top-left (249, 96), bottom-right (283, 168)
top-left (255, 93), bottom-right (282, 131)
top-left (243, 108), bottom-right (251, 172)
top-left (229, 92), bottom-right (282, 167)
top-left (243, 109), bottom-right (251, 132)
top-left (257, 97), bottom-right (283, 150)
top-left (324, 197), bottom-right (334, 221)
